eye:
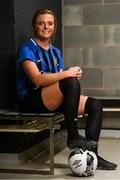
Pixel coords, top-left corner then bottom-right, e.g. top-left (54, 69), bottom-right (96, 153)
top-left (48, 21), bottom-right (54, 26)
top-left (36, 21), bottom-right (44, 26)
top-left (38, 22), bottom-right (43, 26)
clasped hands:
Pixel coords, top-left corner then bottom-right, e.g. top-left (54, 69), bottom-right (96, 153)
top-left (67, 66), bottom-right (82, 80)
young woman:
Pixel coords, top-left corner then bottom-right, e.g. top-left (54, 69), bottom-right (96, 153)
top-left (16, 9), bottom-right (117, 170)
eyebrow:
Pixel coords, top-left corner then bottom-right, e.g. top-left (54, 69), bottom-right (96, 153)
top-left (37, 20), bottom-right (54, 22)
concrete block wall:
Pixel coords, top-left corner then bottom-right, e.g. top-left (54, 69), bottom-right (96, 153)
top-left (63, 0), bottom-right (120, 98)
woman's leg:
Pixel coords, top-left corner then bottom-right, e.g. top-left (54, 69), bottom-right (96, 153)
top-left (58, 77), bottom-right (80, 141)
top-left (78, 96), bottom-right (102, 147)
top-left (42, 79), bottom-right (117, 170)
top-left (41, 81), bottom-right (63, 111)
top-left (42, 77), bottom-right (80, 140)
top-left (84, 97), bottom-right (102, 144)
top-left (42, 77), bottom-right (95, 150)
top-left (78, 96), bottom-right (117, 170)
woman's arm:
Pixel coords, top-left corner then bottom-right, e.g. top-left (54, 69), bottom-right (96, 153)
top-left (23, 60), bottom-right (82, 87)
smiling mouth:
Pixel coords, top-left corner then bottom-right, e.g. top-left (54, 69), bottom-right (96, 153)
top-left (43, 32), bottom-right (50, 34)
top-left (42, 30), bottom-right (50, 33)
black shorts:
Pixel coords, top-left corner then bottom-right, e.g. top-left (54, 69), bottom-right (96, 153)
top-left (20, 87), bottom-right (63, 113)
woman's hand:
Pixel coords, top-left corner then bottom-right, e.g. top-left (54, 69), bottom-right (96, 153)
top-left (65, 66), bottom-right (82, 79)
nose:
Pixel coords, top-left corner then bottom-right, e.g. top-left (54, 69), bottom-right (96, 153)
top-left (44, 23), bottom-right (48, 28)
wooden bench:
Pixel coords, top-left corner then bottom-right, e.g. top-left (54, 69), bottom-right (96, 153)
top-left (0, 109), bottom-right (64, 175)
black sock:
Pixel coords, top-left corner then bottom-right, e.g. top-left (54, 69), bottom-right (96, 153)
top-left (84, 97), bottom-right (103, 153)
top-left (59, 77), bottom-right (80, 140)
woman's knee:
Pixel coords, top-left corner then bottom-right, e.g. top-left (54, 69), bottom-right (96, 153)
top-left (59, 77), bottom-right (80, 95)
top-left (85, 97), bottom-right (103, 114)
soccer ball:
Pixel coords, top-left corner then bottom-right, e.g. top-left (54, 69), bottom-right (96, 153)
top-left (68, 148), bottom-right (98, 177)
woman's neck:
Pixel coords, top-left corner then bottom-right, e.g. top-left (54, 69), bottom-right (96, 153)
top-left (34, 37), bottom-right (50, 50)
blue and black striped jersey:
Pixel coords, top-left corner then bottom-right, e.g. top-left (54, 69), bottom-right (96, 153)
top-left (16, 38), bottom-right (64, 100)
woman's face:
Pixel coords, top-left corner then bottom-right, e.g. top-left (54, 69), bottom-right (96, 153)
top-left (34, 14), bottom-right (55, 41)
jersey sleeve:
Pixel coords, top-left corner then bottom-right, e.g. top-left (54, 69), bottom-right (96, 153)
top-left (17, 41), bottom-right (37, 64)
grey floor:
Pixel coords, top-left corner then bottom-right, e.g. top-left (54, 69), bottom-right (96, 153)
top-left (0, 130), bottom-right (120, 180)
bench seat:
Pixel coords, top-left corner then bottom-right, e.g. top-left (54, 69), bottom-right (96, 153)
top-left (0, 110), bottom-right (64, 133)
top-left (0, 110), bottom-right (64, 175)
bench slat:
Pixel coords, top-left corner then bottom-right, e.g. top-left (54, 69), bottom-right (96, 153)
top-left (0, 123), bottom-right (49, 133)
top-left (103, 108), bottom-right (120, 112)
top-left (0, 112), bottom-right (64, 133)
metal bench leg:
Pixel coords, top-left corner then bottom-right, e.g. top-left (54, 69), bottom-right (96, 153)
top-left (49, 119), bottom-right (54, 175)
